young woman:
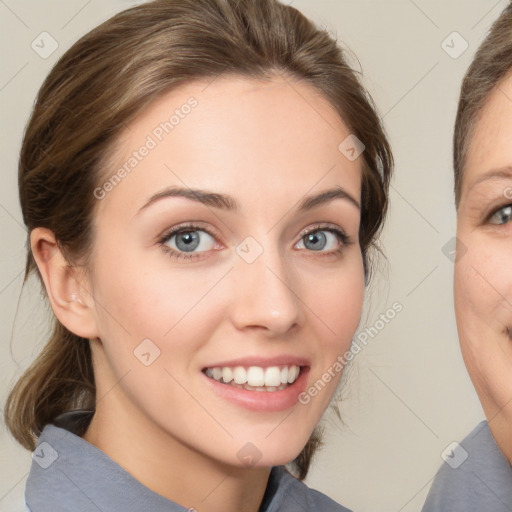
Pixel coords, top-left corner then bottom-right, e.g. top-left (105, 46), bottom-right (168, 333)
top-left (422, 5), bottom-right (512, 511)
top-left (4, 0), bottom-right (392, 510)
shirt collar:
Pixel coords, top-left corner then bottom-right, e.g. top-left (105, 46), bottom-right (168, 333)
top-left (25, 410), bottom-right (290, 512)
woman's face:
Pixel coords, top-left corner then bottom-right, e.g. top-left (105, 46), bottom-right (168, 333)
top-left (84, 75), bottom-right (364, 468)
top-left (455, 72), bottom-right (512, 461)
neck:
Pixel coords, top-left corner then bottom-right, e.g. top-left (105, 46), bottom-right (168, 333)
top-left (82, 389), bottom-right (271, 512)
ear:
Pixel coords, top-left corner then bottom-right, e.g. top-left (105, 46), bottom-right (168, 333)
top-left (30, 227), bottom-right (99, 340)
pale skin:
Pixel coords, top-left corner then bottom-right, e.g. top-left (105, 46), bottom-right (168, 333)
top-left (455, 71), bottom-right (512, 465)
top-left (30, 74), bottom-right (364, 512)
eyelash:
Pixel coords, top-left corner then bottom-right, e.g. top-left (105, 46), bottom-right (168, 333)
top-left (157, 222), bottom-right (352, 261)
top-left (486, 203), bottom-right (512, 225)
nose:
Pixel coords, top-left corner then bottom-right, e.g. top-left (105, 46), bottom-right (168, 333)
top-left (229, 243), bottom-right (304, 336)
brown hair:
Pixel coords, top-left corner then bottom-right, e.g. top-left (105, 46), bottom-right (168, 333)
top-left (454, 4), bottom-right (512, 206)
top-left (4, 0), bottom-right (392, 480)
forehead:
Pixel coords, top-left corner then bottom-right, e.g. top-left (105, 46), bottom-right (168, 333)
top-left (463, 74), bottom-right (512, 190)
top-left (95, 74), bottom-right (362, 219)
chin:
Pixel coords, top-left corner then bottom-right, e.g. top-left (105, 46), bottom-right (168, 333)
top-left (231, 434), bottom-right (312, 469)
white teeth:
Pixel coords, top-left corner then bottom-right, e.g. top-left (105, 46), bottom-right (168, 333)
top-left (233, 366), bottom-right (247, 384)
top-left (287, 365), bottom-right (299, 383)
top-left (222, 367), bottom-right (233, 383)
top-left (264, 367), bottom-right (281, 387)
top-left (247, 366), bottom-right (265, 387)
top-left (205, 364), bottom-right (301, 389)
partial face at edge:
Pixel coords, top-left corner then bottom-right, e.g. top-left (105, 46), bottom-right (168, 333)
top-left (85, 74), bottom-right (365, 468)
top-left (455, 72), bottom-right (512, 461)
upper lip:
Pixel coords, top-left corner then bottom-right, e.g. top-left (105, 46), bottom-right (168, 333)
top-left (202, 355), bottom-right (310, 369)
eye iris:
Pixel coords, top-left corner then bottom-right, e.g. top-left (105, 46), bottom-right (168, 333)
top-left (501, 207), bottom-right (512, 223)
top-left (176, 231), bottom-right (200, 252)
top-left (304, 231), bottom-right (327, 251)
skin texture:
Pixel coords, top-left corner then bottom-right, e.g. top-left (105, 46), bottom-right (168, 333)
top-left (30, 75), bottom-right (364, 512)
top-left (455, 72), bottom-right (512, 465)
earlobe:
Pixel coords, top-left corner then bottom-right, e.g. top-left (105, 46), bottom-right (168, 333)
top-left (30, 227), bottom-right (99, 340)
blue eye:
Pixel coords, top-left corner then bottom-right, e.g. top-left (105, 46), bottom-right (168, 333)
top-left (296, 228), bottom-right (348, 252)
top-left (157, 223), bottom-right (350, 261)
top-left (489, 205), bottom-right (512, 225)
top-left (158, 225), bottom-right (217, 261)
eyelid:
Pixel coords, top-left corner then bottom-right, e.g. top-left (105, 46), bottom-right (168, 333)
top-left (157, 221), bottom-right (352, 261)
top-left (486, 203), bottom-right (512, 224)
top-left (156, 223), bottom-right (220, 262)
top-left (297, 222), bottom-right (352, 245)
top-left (156, 221), bottom-right (221, 245)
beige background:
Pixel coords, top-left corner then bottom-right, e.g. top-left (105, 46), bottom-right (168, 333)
top-left (0, 1), bottom-right (505, 511)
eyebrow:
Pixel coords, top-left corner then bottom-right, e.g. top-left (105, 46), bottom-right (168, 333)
top-left (135, 185), bottom-right (360, 216)
top-left (467, 166), bottom-right (512, 193)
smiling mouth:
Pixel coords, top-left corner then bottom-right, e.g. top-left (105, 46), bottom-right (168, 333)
top-left (202, 365), bottom-right (303, 392)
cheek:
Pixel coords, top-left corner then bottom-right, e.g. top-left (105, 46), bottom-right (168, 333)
top-left (455, 238), bottom-right (512, 335)
top-left (297, 270), bottom-right (364, 417)
top-left (454, 232), bottom-right (512, 427)
top-left (304, 254), bottom-right (365, 353)
top-left (92, 241), bottom-right (224, 331)
top-left (326, 272), bottom-right (364, 342)
top-left (454, 234), bottom-right (512, 401)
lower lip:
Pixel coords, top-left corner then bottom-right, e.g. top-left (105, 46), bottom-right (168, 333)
top-left (202, 367), bottom-right (310, 412)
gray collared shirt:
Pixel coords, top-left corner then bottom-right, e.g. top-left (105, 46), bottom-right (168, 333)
top-left (422, 420), bottom-right (512, 511)
top-left (24, 411), bottom-right (351, 512)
